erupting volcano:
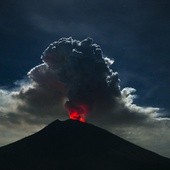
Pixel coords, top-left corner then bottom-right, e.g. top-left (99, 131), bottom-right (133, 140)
top-left (65, 101), bottom-right (89, 122)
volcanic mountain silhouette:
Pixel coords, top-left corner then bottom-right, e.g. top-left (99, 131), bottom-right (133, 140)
top-left (0, 119), bottom-right (170, 170)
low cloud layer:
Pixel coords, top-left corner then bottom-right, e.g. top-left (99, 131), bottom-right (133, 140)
top-left (0, 37), bottom-right (170, 157)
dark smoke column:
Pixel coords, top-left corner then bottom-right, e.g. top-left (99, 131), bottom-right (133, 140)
top-left (41, 37), bottom-right (121, 122)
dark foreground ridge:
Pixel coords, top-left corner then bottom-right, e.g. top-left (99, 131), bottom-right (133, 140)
top-left (0, 119), bottom-right (170, 170)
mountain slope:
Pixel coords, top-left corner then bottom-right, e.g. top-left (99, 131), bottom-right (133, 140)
top-left (0, 119), bottom-right (170, 170)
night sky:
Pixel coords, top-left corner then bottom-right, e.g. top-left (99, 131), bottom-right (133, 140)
top-left (0, 0), bottom-right (170, 158)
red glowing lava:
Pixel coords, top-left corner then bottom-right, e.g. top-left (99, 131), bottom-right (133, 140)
top-left (65, 101), bottom-right (89, 122)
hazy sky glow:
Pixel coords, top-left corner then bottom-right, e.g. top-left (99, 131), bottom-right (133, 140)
top-left (0, 0), bottom-right (170, 158)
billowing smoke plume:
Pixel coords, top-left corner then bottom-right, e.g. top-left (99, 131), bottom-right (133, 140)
top-left (0, 37), bottom-right (170, 157)
top-left (26, 37), bottom-right (122, 122)
top-left (40, 37), bottom-right (120, 108)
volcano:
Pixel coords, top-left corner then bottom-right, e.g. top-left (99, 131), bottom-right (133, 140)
top-left (0, 120), bottom-right (170, 170)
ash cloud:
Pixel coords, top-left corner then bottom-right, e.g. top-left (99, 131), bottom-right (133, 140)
top-left (0, 37), bottom-right (170, 157)
top-left (40, 37), bottom-right (120, 107)
top-left (0, 37), bottom-right (169, 125)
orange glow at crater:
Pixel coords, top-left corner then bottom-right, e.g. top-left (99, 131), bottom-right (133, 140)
top-left (65, 101), bottom-right (89, 122)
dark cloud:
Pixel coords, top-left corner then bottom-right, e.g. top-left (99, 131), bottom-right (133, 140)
top-left (41, 37), bottom-right (120, 105)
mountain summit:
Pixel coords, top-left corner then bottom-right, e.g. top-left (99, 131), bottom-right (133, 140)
top-left (0, 119), bottom-right (170, 170)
